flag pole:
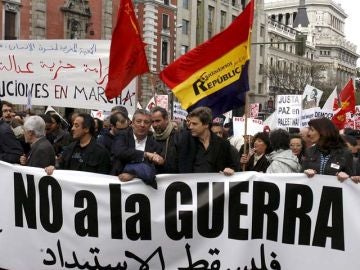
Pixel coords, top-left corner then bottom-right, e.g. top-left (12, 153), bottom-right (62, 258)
top-left (242, 92), bottom-right (249, 171)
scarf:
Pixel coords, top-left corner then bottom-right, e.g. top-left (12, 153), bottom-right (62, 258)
top-left (153, 122), bottom-right (174, 141)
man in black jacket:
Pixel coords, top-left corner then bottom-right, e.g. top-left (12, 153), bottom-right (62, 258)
top-left (111, 109), bottom-right (163, 186)
top-left (0, 102), bottom-right (23, 163)
top-left (177, 106), bottom-right (236, 175)
top-left (45, 113), bottom-right (110, 175)
top-left (151, 106), bottom-right (178, 173)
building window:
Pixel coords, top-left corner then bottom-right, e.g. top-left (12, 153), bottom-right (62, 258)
top-left (161, 40), bottom-right (169, 66)
top-left (260, 45), bottom-right (264, 57)
top-left (182, 19), bottom-right (189, 35)
top-left (164, 0), bottom-right (169, 5)
top-left (258, 83), bottom-right (263, 94)
top-left (5, 11), bottom-right (17, 40)
top-left (241, 0), bottom-right (246, 10)
top-left (181, 45), bottom-right (189, 55)
top-left (260, 25), bottom-right (265, 37)
top-left (208, 6), bottom-right (215, 38)
top-left (208, 6), bottom-right (215, 23)
top-left (220, 11), bottom-right (227, 31)
top-left (232, 15), bottom-right (237, 22)
top-left (259, 64), bottom-right (264, 75)
top-left (183, 0), bottom-right (189, 9)
top-left (162, 14), bottom-right (169, 29)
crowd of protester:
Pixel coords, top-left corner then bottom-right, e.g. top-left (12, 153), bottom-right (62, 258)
top-left (1, 100), bottom-right (360, 188)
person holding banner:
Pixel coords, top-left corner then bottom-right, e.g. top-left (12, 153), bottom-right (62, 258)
top-left (111, 109), bottom-right (164, 188)
top-left (240, 132), bottom-right (271, 172)
top-left (266, 129), bottom-right (301, 173)
top-left (151, 106), bottom-right (179, 174)
top-left (20, 115), bottom-right (55, 168)
top-left (45, 113), bottom-right (111, 175)
top-left (176, 107), bottom-right (236, 175)
top-left (302, 118), bottom-right (353, 181)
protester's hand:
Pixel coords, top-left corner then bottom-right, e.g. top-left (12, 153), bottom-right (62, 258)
top-left (351, 176), bottom-right (360, 184)
top-left (19, 154), bottom-right (27, 166)
top-left (304, 169), bottom-right (316, 178)
top-left (45, 166), bottom-right (55, 175)
top-left (151, 153), bottom-right (164, 165)
top-left (119, 173), bottom-right (135, 182)
top-left (240, 154), bottom-right (249, 164)
top-left (221, 167), bottom-right (234, 176)
top-left (337, 171), bottom-right (349, 182)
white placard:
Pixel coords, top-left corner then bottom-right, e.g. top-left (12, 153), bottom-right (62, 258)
top-left (276, 95), bottom-right (302, 128)
top-left (0, 40), bottom-right (137, 114)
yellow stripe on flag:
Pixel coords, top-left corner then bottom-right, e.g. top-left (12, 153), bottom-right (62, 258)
top-left (172, 38), bottom-right (250, 109)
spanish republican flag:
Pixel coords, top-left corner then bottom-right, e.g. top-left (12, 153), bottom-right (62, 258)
top-left (105, 0), bottom-right (149, 100)
top-left (160, 0), bottom-right (254, 117)
top-left (332, 79), bottom-right (356, 129)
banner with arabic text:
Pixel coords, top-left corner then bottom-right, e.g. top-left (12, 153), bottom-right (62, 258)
top-left (0, 40), bottom-right (136, 113)
top-left (0, 162), bottom-right (359, 269)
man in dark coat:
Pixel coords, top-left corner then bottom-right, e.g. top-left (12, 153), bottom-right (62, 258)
top-left (111, 109), bottom-right (163, 186)
top-left (45, 113), bottom-right (110, 175)
top-left (0, 103), bottom-right (23, 163)
top-left (20, 115), bottom-right (55, 168)
top-left (151, 106), bottom-right (179, 173)
top-left (177, 107), bottom-right (236, 175)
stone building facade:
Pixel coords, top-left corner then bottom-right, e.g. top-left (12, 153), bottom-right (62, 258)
top-left (263, 0), bottom-right (359, 110)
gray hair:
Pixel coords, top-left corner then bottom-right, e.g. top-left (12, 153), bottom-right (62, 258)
top-left (24, 115), bottom-right (46, 138)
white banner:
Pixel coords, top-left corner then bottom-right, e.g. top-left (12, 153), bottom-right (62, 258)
top-left (1, 162), bottom-right (360, 269)
top-left (276, 95), bottom-right (302, 128)
top-left (301, 107), bottom-right (334, 127)
top-left (233, 116), bottom-right (264, 136)
top-left (0, 40), bottom-right (137, 114)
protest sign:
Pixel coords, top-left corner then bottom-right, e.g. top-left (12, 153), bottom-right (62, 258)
top-left (0, 40), bottom-right (136, 114)
top-left (0, 162), bottom-right (359, 269)
top-left (233, 116), bottom-right (264, 136)
top-left (276, 95), bottom-right (302, 128)
top-left (302, 85), bottom-right (323, 109)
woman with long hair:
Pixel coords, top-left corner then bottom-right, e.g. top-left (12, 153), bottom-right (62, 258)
top-left (302, 118), bottom-right (353, 181)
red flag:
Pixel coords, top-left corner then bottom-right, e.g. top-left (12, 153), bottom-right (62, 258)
top-left (332, 79), bottom-right (356, 129)
top-left (105, 0), bottom-right (149, 100)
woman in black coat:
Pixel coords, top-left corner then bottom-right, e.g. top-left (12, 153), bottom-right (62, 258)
top-left (240, 132), bottom-right (271, 173)
top-left (302, 118), bottom-right (353, 182)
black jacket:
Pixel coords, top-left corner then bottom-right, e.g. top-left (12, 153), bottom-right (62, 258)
top-left (59, 138), bottom-right (111, 174)
top-left (0, 120), bottom-right (23, 163)
top-left (245, 154), bottom-right (269, 173)
top-left (302, 145), bottom-right (353, 176)
top-left (111, 128), bottom-right (163, 175)
top-left (177, 130), bottom-right (236, 173)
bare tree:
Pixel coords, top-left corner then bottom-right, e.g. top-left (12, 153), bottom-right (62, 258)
top-left (264, 61), bottom-right (326, 95)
